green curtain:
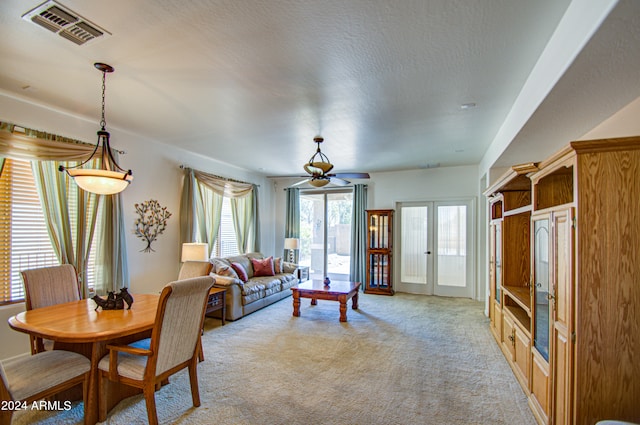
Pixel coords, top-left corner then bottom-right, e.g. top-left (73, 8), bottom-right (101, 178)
top-left (179, 168), bottom-right (208, 246)
top-left (284, 188), bottom-right (300, 262)
top-left (230, 185), bottom-right (259, 253)
top-left (95, 151), bottom-right (130, 294)
top-left (0, 158), bottom-right (5, 176)
top-left (180, 167), bottom-right (259, 255)
top-left (31, 159), bottom-right (102, 297)
top-left (199, 182), bottom-right (223, 254)
top-left (349, 184), bottom-right (368, 287)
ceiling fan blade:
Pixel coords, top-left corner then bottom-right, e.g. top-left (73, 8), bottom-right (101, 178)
top-left (331, 172), bottom-right (370, 179)
top-left (329, 177), bottom-right (350, 186)
top-left (291, 179), bottom-right (310, 187)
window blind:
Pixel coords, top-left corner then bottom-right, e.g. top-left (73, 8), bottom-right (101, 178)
top-left (0, 159), bottom-right (58, 304)
top-left (214, 197), bottom-right (239, 257)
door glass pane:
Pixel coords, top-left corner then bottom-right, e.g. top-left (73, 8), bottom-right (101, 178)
top-left (437, 205), bottom-right (466, 287)
top-left (300, 191), bottom-right (353, 281)
top-left (400, 206), bottom-right (427, 284)
top-left (300, 194), bottom-right (324, 280)
top-left (326, 192), bottom-right (352, 280)
top-left (534, 218), bottom-right (550, 361)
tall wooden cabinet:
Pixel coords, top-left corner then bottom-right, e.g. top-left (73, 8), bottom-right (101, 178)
top-left (485, 136), bottom-right (640, 425)
top-left (485, 163), bottom-right (538, 390)
top-left (365, 209), bottom-right (394, 295)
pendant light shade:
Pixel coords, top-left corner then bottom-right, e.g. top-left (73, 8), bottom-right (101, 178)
top-left (59, 63), bottom-right (133, 195)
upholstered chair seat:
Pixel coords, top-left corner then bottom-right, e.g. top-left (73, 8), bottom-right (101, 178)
top-left (1, 350), bottom-right (90, 424)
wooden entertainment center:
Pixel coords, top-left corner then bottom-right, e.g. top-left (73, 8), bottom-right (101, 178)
top-left (484, 136), bottom-right (640, 425)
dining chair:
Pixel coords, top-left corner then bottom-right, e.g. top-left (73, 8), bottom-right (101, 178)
top-left (20, 264), bottom-right (81, 354)
top-left (177, 261), bottom-right (212, 280)
top-left (97, 276), bottom-right (214, 425)
top-left (177, 261), bottom-right (214, 363)
top-left (0, 350), bottom-right (91, 425)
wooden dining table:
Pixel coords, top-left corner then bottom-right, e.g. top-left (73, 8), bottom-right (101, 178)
top-left (7, 293), bottom-right (159, 425)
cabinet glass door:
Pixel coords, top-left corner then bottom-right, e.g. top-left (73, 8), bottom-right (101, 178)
top-left (369, 213), bottom-right (389, 249)
top-left (494, 221), bottom-right (502, 303)
top-left (533, 217), bottom-right (550, 361)
top-left (368, 253), bottom-right (390, 289)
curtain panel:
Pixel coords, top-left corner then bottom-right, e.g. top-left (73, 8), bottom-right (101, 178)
top-left (349, 184), bottom-right (368, 286)
top-left (284, 188), bottom-right (300, 262)
top-left (0, 121), bottom-right (129, 295)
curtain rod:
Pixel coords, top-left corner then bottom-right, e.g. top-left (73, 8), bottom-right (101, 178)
top-left (179, 165), bottom-right (258, 187)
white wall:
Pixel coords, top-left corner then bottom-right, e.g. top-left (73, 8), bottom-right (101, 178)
top-left (271, 164), bottom-right (486, 301)
top-left (0, 93), bottom-right (276, 359)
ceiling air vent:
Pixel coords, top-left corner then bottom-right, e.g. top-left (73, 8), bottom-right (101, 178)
top-left (22, 0), bottom-right (110, 46)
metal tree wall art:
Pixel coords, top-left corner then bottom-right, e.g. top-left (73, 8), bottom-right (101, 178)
top-left (134, 199), bottom-right (172, 253)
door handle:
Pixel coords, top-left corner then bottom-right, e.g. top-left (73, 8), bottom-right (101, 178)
top-left (424, 251), bottom-right (431, 255)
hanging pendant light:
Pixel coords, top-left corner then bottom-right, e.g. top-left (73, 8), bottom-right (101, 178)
top-left (303, 136), bottom-right (333, 176)
top-left (59, 62), bottom-right (133, 195)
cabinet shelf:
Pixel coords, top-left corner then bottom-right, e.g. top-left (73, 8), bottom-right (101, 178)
top-left (503, 285), bottom-right (531, 312)
top-left (504, 305), bottom-right (531, 333)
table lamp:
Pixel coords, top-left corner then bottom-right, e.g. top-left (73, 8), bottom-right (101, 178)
top-left (284, 238), bottom-right (300, 263)
top-left (181, 242), bottom-right (209, 262)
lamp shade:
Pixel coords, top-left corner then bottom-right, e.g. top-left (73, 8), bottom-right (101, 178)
top-left (181, 243), bottom-right (209, 262)
top-left (284, 238), bottom-right (300, 250)
top-left (67, 168), bottom-right (133, 195)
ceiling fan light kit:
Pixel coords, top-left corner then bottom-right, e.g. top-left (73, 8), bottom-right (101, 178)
top-left (59, 62), bottom-right (133, 195)
top-left (304, 136), bottom-right (334, 174)
top-left (293, 136), bottom-right (370, 188)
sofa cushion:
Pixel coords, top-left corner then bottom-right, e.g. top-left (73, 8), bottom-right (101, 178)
top-left (251, 256), bottom-right (275, 277)
top-left (274, 257), bottom-right (283, 274)
top-left (251, 276), bottom-right (280, 290)
top-left (211, 258), bottom-right (231, 274)
top-left (280, 277), bottom-right (297, 291)
top-left (282, 261), bottom-right (297, 274)
top-left (226, 254), bottom-right (256, 279)
top-left (214, 262), bottom-right (239, 279)
top-left (240, 281), bottom-right (265, 305)
top-left (231, 262), bottom-right (248, 282)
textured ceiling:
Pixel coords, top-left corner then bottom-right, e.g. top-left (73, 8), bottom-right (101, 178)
top-left (0, 0), bottom-right (638, 179)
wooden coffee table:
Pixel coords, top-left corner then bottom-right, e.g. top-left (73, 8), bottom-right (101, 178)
top-left (291, 280), bottom-right (361, 322)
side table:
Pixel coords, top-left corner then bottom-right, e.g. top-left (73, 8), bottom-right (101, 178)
top-left (205, 287), bottom-right (226, 325)
top-left (297, 266), bottom-right (310, 282)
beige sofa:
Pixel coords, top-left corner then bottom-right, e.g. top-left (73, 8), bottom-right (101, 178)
top-left (207, 252), bottom-right (298, 321)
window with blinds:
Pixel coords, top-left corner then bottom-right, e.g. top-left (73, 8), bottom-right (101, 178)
top-left (213, 197), bottom-right (239, 257)
top-left (0, 158), bottom-right (99, 305)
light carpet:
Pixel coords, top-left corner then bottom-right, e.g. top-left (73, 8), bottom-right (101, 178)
top-left (12, 293), bottom-right (536, 425)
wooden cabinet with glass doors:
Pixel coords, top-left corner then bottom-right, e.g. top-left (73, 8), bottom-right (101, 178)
top-left (486, 136), bottom-right (640, 425)
top-left (528, 137), bottom-right (640, 424)
top-left (484, 162), bottom-right (538, 391)
top-left (365, 209), bottom-right (394, 295)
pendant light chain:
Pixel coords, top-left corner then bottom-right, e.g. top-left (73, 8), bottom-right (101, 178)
top-left (100, 70), bottom-right (107, 131)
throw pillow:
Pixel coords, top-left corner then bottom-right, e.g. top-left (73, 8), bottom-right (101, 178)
top-left (274, 257), bottom-right (283, 274)
top-left (217, 264), bottom-right (239, 279)
top-left (251, 256), bottom-right (275, 277)
top-left (231, 262), bottom-right (248, 282)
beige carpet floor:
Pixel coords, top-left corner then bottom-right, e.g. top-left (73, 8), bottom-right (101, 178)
top-left (12, 292), bottom-right (536, 425)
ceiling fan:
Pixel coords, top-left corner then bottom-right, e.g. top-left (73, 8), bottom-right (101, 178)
top-left (292, 136), bottom-right (370, 187)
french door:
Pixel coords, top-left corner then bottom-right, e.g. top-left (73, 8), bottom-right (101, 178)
top-left (299, 190), bottom-right (353, 281)
top-left (396, 199), bottom-right (474, 298)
